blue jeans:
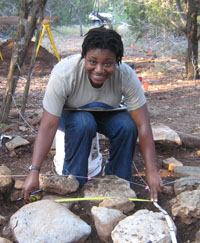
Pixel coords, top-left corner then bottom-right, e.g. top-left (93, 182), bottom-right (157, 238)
top-left (58, 110), bottom-right (138, 186)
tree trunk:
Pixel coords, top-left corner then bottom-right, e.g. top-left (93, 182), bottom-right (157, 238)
top-left (0, 0), bottom-right (47, 123)
top-left (21, 5), bottom-right (46, 116)
top-left (68, 0), bottom-right (84, 37)
top-left (185, 0), bottom-right (199, 79)
top-left (177, 131), bottom-right (200, 149)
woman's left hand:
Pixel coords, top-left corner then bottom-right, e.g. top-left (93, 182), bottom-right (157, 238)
top-left (146, 170), bottom-right (163, 201)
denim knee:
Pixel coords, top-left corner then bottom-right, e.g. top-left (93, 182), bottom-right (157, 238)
top-left (122, 119), bottom-right (137, 137)
top-left (72, 112), bottom-right (97, 137)
top-left (60, 111), bottom-right (97, 138)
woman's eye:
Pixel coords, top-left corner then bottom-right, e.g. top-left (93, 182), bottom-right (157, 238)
top-left (105, 63), bottom-right (111, 67)
top-left (89, 60), bottom-right (96, 65)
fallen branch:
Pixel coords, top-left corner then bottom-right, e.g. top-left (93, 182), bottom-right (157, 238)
top-left (0, 16), bottom-right (59, 25)
top-left (177, 132), bottom-right (200, 149)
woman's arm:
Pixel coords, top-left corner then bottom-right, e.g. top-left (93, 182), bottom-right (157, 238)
top-left (130, 104), bottom-right (163, 201)
top-left (22, 109), bottom-right (60, 200)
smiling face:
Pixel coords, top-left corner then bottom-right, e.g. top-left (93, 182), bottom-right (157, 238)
top-left (84, 49), bottom-right (117, 88)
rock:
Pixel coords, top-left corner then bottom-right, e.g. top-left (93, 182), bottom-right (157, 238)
top-left (195, 229), bottom-right (200, 242)
top-left (0, 165), bottom-right (13, 194)
top-left (91, 206), bottom-right (126, 242)
top-left (42, 194), bottom-right (73, 209)
top-left (10, 200), bottom-right (91, 243)
top-left (18, 126), bottom-right (28, 132)
top-left (177, 132), bottom-right (200, 149)
top-left (14, 179), bottom-right (24, 190)
top-left (0, 215), bottom-right (7, 225)
top-left (112, 209), bottom-right (176, 243)
top-left (152, 125), bottom-right (181, 145)
top-left (2, 226), bottom-right (12, 239)
top-left (174, 166), bottom-right (200, 178)
top-left (196, 150), bottom-right (200, 157)
top-left (9, 190), bottom-right (21, 202)
top-left (0, 237), bottom-right (13, 243)
top-left (162, 185), bottom-right (174, 195)
top-left (162, 157), bottom-right (183, 171)
top-left (9, 151), bottom-right (16, 158)
top-left (83, 175), bottom-right (137, 203)
top-left (5, 136), bottom-right (30, 151)
top-left (171, 189), bottom-right (200, 224)
top-left (39, 174), bottom-right (79, 194)
top-left (0, 165), bottom-right (12, 175)
top-left (174, 177), bottom-right (200, 195)
top-left (99, 197), bottom-right (135, 213)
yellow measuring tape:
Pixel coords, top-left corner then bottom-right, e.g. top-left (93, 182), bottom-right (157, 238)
top-left (55, 197), bottom-right (152, 203)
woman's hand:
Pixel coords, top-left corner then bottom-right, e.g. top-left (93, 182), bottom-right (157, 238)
top-left (146, 170), bottom-right (163, 201)
top-left (21, 170), bottom-right (40, 201)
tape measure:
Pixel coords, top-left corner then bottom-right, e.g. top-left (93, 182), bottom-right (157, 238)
top-left (55, 197), bottom-right (152, 203)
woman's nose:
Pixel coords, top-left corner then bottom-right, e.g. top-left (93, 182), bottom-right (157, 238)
top-left (95, 64), bottom-right (104, 73)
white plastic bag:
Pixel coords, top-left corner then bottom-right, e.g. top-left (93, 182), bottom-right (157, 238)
top-left (53, 131), bottom-right (102, 177)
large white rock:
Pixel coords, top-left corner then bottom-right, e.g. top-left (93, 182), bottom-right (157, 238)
top-left (83, 175), bottom-right (137, 199)
top-left (91, 206), bottom-right (126, 242)
top-left (10, 200), bottom-right (91, 243)
top-left (42, 194), bottom-right (73, 209)
top-left (111, 209), bottom-right (176, 243)
top-left (0, 237), bottom-right (13, 243)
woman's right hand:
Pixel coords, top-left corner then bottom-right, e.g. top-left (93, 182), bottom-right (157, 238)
top-left (21, 170), bottom-right (40, 201)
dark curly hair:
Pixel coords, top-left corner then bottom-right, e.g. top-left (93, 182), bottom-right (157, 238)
top-left (81, 26), bottom-right (124, 64)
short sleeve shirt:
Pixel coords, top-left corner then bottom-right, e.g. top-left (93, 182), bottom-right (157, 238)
top-left (43, 54), bottom-right (146, 117)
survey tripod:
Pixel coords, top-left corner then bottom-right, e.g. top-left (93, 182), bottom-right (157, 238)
top-left (0, 48), bottom-right (3, 61)
top-left (36, 23), bottom-right (60, 62)
top-left (0, 23), bottom-right (60, 62)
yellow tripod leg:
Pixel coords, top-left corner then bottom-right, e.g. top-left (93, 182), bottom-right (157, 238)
top-left (0, 50), bottom-right (3, 61)
top-left (36, 24), bottom-right (46, 57)
top-left (46, 24), bottom-right (60, 62)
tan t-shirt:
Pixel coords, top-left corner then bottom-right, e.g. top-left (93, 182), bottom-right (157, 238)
top-left (43, 54), bottom-right (146, 117)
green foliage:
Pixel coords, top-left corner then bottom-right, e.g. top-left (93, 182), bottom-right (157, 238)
top-left (123, 0), bottom-right (147, 38)
top-left (123, 0), bottom-right (186, 39)
top-left (0, 1), bottom-right (20, 38)
top-left (45, 0), bottom-right (93, 26)
top-left (0, 123), bottom-right (5, 129)
top-left (0, 1), bottom-right (20, 16)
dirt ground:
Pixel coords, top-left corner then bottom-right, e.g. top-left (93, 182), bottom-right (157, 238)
top-left (0, 35), bottom-right (200, 242)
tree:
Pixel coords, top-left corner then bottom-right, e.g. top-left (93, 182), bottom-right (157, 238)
top-left (0, 0), bottom-right (47, 123)
top-left (0, 1), bottom-right (20, 38)
top-left (68, 0), bottom-right (92, 36)
top-left (45, 0), bottom-right (93, 27)
top-left (124, 0), bottom-right (200, 79)
top-left (182, 0), bottom-right (200, 79)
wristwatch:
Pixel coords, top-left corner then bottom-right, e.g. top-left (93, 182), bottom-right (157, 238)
top-left (29, 165), bottom-right (40, 172)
